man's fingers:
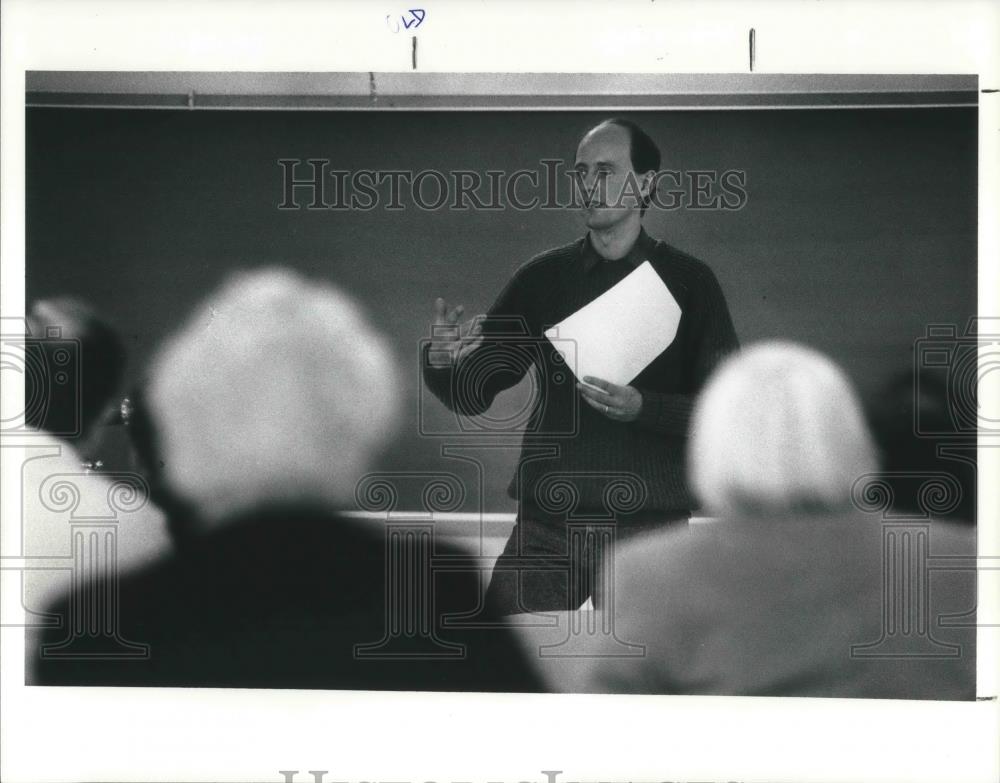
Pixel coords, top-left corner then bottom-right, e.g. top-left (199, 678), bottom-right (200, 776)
top-left (582, 376), bottom-right (616, 392)
top-left (458, 315), bottom-right (487, 342)
top-left (433, 298), bottom-right (465, 325)
top-left (581, 395), bottom-right (616, 417)
top-left (456, 332), bottom-right (485, 359)
top-left (578, 382), bottom-right (614, 405)
top-left (460, 316), bottom-right (481, 336)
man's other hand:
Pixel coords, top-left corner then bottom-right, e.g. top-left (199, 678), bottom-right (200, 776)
top-left (428, 297), bottom-right (485, 368)
top-left (577, 376), bottom-right (643, 422)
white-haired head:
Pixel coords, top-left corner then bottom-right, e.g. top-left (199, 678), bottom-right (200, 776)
top-left (688, 341), bottom-right (878, 516)
top-left (146, 268), bottom-right (401, 526)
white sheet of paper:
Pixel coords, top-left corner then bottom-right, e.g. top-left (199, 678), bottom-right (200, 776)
top-left (544, 261), bottom-right (681, 386)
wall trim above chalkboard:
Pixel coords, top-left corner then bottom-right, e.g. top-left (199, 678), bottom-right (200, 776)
top-left (25, 72), bottom-right (977, 111)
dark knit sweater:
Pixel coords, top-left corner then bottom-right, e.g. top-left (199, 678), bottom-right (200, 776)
top-left (423, 229), bottom-right (739, 519)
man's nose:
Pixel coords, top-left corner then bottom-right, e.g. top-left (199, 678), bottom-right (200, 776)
top-left (579, 172), bottom-right (605, 196)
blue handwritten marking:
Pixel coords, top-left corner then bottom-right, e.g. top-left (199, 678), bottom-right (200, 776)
top-left (387, 8), bottom-right (425, 33)
top-left (403, 8), bottom-right (425, 28)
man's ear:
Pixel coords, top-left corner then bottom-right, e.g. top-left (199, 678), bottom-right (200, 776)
top-left (640, 170), bottom-right (655, 202)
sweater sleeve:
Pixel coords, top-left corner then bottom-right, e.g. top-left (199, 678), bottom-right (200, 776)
top-left (632, 264), bottom-right (739, 437)
top-left (422, 265), bottom-right (537, 416)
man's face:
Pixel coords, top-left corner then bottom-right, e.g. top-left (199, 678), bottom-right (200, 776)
top-left (573, 123), bottom-right (647, 231)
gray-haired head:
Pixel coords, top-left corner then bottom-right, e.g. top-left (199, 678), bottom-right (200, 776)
top-left (145, 267), bottom-right (401, 528)
top-left (688, 341), bottom-right (878, 516)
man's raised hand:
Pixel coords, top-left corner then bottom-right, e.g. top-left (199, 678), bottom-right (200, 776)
top-left (428, 297), bottom-right (485, 368)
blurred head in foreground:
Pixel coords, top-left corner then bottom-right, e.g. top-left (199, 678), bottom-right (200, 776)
top-left (688, 341), bottom-right (878, 516)
top-left (26, 297), bottom-right (127, 444)
top-left (140, 268), bottom-right (401, 532)
top-left (33, 270), bottom-right (540, 693)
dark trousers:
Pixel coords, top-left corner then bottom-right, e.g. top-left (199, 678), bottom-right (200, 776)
top-left (484, 507), bottom-right (689, 615)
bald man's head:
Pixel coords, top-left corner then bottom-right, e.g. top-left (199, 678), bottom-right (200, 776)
top-left (581, 118), bottom-right (661, 177)
top-left (574, 119), bottom-right (662, 228)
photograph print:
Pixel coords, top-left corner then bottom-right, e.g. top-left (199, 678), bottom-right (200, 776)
top-left (14, 72), bottom-right (981, 700)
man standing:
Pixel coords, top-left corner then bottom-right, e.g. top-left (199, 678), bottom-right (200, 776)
top-left (423, 118), bottom-right (739, 614)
